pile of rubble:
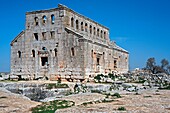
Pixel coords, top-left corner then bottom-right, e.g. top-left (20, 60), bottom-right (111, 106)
top-left (92, 71), bottom-right (170, 93)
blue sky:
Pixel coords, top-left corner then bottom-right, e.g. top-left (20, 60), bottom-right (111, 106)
top-left (0, 0), bottom-right (170, 72)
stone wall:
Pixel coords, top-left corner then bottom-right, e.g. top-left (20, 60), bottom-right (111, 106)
top-left (10, 4), bottom-right (129, 81)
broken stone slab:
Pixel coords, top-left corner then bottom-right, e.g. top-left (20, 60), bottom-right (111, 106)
top-left (143, 81), bottom-right (149, 86)
top-left (127, 87), bottom-right (136, 92)
top-left (0, 77), bottom-right (4, 81)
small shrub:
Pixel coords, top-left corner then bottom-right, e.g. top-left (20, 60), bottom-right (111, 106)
top-left (94, 74), bottom-right (104, 82)
top-left (159, 85), bottom-right (170, 90)
top-left (82, 101), bottom-right (93, 106)
top-left (112, 93), bottom-right (121, 98)
top-left (102, 99), bottom-right (114, 103)
top-left (118, 106), bottom-right (126, 111)
top-left (91, 90), bottom-right (101, 94)
top-left (108, 73), bottom-right (115, 81)
top-left (143, 95), bottom-right (152, 98)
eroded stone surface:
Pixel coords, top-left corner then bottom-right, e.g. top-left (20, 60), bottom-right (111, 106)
top-left (10, 4), bottom-right (129, 81)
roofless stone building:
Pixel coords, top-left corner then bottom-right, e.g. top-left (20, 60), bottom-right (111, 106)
top-left (10, 4), bottom-right (129, 81)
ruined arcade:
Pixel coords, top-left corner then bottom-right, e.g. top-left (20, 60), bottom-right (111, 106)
top-left (10, 4), bottom-right (129, 81)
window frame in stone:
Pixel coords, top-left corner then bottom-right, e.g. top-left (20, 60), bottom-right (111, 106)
top-left (42, 32), bottom-right (46, 40)
top-left (34, 33), bottom-right (38, 41)
top-left (101, 30), bottom-right (103, 38)
top-left (34, 17), bottom-right (39, 26)
top-left (97, 29), bottom-right (99, 37)
top-left (32, 50), bottom-right (35, 57)
top-left (85, 23), bottom-right (88, 32)
top-left (71, 17), bottom-right (74, 27)
top-left (93, 27), bottom-right (96, 35)
top-left (18, 51), bottom-right (21, 58)
top-left (76, 20), bottom-right (79, 30)
top-left (51, 14), bottom-right (55, 24)
top-left (42, 15), bottom-right (47, 24)
top-left (71, 47), bottom-right (75, 56)
top-left (50, 31), bottom-right (55, 39)
top-left (81, 22), bottom-right (84, 31)
top-left (54, 48), bottom-right (57, 57)
top-left (89, 25), bottom-right (92, 34)
top-left (104, 31), bottom-right (106, 39)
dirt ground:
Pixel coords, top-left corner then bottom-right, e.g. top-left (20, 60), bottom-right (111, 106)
top-left (56, 90), bottom-right (170, 113)
top-left (0, 88), bottom-right (40, 113)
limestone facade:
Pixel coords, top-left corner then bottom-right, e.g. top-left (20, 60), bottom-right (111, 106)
top-left (10, 4), bottom-right (129, 81)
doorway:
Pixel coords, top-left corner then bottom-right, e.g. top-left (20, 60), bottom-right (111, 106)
top-left (41, 57), bottom-right (48, 66)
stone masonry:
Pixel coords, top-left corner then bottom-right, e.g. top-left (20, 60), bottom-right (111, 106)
top-left (10, 4), bottom-right (129, 81)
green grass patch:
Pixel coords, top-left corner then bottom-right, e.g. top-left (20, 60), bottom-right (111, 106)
top-left (159, 85), bottom-right (170, 90)
top-left (46, 83), bottom-right (69, 89)
top-left (32, 100), bottom-right (75, 113)
top-left (117, 106), bottom-right (126, 111)
top-left (143, 95), bottom-right (152, 98)
top-left (81, 101), bottom-right (93, 106)
top-left (112, 93), bottom-right (121, 98)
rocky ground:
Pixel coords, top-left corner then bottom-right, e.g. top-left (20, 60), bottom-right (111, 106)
top-left (1, 87), bottom-right (169, 113)
top-left (1, 70), bottom-right (170, 113)
top-left (0, 88), bottom-right (40, 113)
top-left (56, 90), bottom-right (170, 113)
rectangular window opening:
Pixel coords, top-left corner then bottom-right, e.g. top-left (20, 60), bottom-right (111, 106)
top-left (34, 33), bottom-right (38, 41)
top-left (97, 58), bottom-right (100, 65)
top-left (50, 31), bottom-right (55, 39)
top-left (42, 32), bottom-right (46, 40)
top-left (41, 57), bottom-right (48, 66)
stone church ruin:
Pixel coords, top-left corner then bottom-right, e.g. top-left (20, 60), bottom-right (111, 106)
top-left (10, 4), bottom-right (129, 81)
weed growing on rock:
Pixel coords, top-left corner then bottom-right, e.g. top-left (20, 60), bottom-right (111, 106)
top-left (118, 106), bottom-right (126, 111)
top-left (32, 100), bottom-right (75, 113)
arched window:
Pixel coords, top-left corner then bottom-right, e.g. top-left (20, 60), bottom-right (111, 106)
top-left (42, 47), bottom-right (47, 51)
top-left (101, 30), bottom-right (103, 38)
top-left (104, 32), bottom-right (106, 39)
top-left (81, 22), bottom-right (84, 31)
top-left (18, 51), bottom-right (21, 58)
top-left (71, 47), bottom-right (75, 56)
top-left (85, 23), bottom-right (88, 32)
top-left (51, 14), bottom-right (55, 24)
top-left (42, 15), bottom-right (47, 24)
top-left (93, 27), bottom-right (96, 35)
top-left (76, 20), bottom-right (79, 30)
top-left (97, 29), bottom-right (99, 37)
top-left (71, 17), bottom-right (74, 27)
top-left (32, 50), bottom-right (35, 57)
top-left (34, 17), bottom-right (39, 26)
top-left (89, 25), bottom-right (92, 34)
top-left (91, 50), bottom-right (93, 58)
top-left (54, 48), bottom-right (57, 57)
